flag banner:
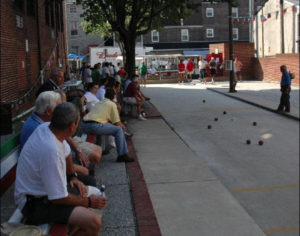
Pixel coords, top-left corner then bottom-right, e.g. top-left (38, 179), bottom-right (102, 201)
top-left (276, 10), bottom-right (279, 19)
top-left (248, 18), bottom-right (251, 23)
top-left (267, 13), bottom-right (271, 18)
top-left (242, 18), bottom-right (246, 24)
top-left (292, 5), bottom-right (296, 12)
top-left (253, 16), bottom-right (256, 21)
top-left (261, 14), bottom-right (267, 22)
top-left (283, 8), bottom-right (287, 14)
top-left (236, 19), bottom-right (239, 23)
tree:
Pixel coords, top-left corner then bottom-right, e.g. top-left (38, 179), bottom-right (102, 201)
top-left (78, 0), bottom-right (237, 76)
top-left (78, 0), bottom-right (199, 75)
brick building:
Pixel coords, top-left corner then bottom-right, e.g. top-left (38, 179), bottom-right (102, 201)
top-left (65, 0), bottom-right (104, 62)
top-left (143, 0), bottom-right (253, 55)
top-left (0, 0), bottom-right (67, 116)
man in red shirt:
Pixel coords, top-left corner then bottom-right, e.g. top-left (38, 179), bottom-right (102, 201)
top-left (186, 58), bottom-right (194, 82)
top-left (123, 75), bottom-right (147, 121)
top-left (177, 59), bottom-right (186, 83)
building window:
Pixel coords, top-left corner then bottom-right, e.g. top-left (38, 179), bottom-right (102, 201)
top-left (27, 0), bottom-right (36, 16)
top-left (233, 28), bottom-right (238, 40)
top-left (16, 15), bottom-right (24, 28)
top-left (206, 8), bottom-right (214, 17)
top-left (71, 46), bottom-right (79, 55)
top-left (151, 30), bottom-right (159, 42)
top-left (232, 7), bottom-right (238, 18)
top-left (70, 6), bottom-right (77, 13)
top-left (50, 3), bottom-right (55, 27)
top-left (206, 28), bottom-right (214, 38)
top-left (59, 3), bottom-right (64, 31)
top-left (14, 0), bottom-right (24, 11)
top-left (45, 3), bottom-right (50, 25)
top-left (181, 29), bottom-right (189, 41)
top-left (70, 22), bottom-right (78, 35)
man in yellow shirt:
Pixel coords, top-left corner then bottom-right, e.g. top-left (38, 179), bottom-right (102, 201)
top-left (81, 89), bottom-right (134, 162)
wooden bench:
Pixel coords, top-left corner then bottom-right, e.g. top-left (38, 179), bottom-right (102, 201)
top-left (0, 131), bottom-right (97, 236)
top-left (0, 132), bottom-right (69, 235)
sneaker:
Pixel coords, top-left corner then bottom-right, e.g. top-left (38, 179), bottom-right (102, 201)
top-left (138, 114), bottom-right (147, 121)
top-left (116, 154), bottom-right (135, 162)
top-left (124, 131), bottom-right (133, 138)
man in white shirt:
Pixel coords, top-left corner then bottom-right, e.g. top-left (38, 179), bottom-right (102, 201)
top-left (15, 103), bottom-right (106, 234)
top-left (198, 56), bottom-right (208, 83)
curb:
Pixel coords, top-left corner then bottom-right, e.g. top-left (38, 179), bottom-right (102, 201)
top-left (207, 88), bottom-right (300, 121)
top-left (126, 138), bottom-right (162, 236)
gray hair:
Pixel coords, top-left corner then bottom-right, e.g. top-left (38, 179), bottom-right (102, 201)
top-left (35, 91), bottom-right (61, 116)
top-left (280, 65), bottom-right (287, 71)
top-left (50, 67), bottom-right (64, 79)
top-left (51, 102), bottom-right (79, 130)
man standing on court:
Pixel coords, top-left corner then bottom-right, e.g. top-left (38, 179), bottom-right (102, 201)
top-left (277, 65), bottom-right (291, 113)
top-left (138, 61), bottom-right (147, 88)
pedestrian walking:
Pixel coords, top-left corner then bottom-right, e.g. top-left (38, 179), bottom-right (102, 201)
top-left (277, 65), bottom-right (291, 113)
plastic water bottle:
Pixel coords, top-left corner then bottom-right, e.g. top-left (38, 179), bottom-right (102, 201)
top-left (99, 184), bottom-right (106, 198)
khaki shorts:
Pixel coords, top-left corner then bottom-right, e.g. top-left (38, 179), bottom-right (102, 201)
top-left (123, 97), bottom-right (137, 105)
top-left (72, 136), bottom-right (95, 156)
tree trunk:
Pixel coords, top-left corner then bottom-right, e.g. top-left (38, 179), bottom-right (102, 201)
top-left (122, 36), bottom-right (137, 77)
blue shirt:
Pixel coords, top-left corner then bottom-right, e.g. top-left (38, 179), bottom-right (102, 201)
top-left (20, 112), bottom-right (44, 150)
top-left (281, 71), bottom-right (291, 87)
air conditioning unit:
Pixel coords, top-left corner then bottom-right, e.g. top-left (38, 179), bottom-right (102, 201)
top-left (225, 60), bottom-right (233, 71)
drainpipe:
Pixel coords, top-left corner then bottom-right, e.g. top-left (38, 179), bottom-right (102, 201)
top-left (261, 8), bottom-right (264, 58)
top-left (292, 6), bottom-right (296, 53)
top-left (36, 0), bottom-right (42, 73)
top-left (280, 0), bottom-right (285, 53)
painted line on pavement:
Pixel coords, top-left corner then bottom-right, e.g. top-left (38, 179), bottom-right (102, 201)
top-left (263, 227), bottom-right (299, 233)
top-left (162, 106), bottom-right (257, 115)
top-left (230, 184), bottom-right (299, 193)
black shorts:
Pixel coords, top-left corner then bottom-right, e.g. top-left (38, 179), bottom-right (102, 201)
top-left (235, 71), bottom-right (241, 75)
top-left (210, 69), bottom-right (216, 75)
top-left (22, 196), bottom-right (75, 225)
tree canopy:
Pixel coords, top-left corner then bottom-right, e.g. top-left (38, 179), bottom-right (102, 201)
top-left (77, 0), bottom-right (237, 75)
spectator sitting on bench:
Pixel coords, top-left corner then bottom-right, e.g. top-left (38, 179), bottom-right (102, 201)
top-left (35, 67), bottom-right (102, 168)
top-left (15, 102), bottom-right (106, 235)
top-left (81, 89), bottom-right (135, 162)
top-left (36, 68), bottom-right (64, 97)
top-left (84, 82), bottom-right (100, 112)
top-left (20, 91), bottom-right (98, 187)
top-left (123, 74), bottom-right (147, 121)
top-left (96, 78), bottom-right (108, 101)
top-left (56, 90), bottom-right (102, 168)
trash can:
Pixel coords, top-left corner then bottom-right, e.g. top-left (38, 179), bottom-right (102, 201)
top-left (0, 103), bottom-right (12, 135)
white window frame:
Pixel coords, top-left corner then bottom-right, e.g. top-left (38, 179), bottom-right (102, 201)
top-left (181, 29), bottom-right (189, 41)
top-left (151, 30), bottom-right (159, 42)
top-left (233, 28), bottom-right (239, 40)
top-left (206, 28), bottom-right (214, 38)
top-left (206, 8), bottom-right (214, 17)
top-left (69, 5), bottom-right (77, 13)
top-left (232, 7), bottom-right (238, 18)
top-left (70, 21), bottom-right (78, 36)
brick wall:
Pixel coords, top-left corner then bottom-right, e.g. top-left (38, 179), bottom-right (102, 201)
top-left (254, 54), bottom-right (299, 84)
top-left (0, 0), bottom-right (67, 116)
top-left (210, 42), bottom-right (255, 80)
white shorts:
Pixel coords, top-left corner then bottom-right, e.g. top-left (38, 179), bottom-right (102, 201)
top-left (123, 97), bottom-right (137, 105)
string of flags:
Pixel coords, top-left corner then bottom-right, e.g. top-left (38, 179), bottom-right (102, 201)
top-left (231, 4), bottom-right (297, 24)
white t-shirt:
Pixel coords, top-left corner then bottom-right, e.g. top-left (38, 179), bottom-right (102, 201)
top-left (84, 91), bottom-right (100, 111)
top-left (198, 60), bottom-right (207, 70)
top-left (148, 68), bottom-right (157, 74)
top-left (96, 86), bottom-right (106, 101)
top-left (15, 123), bottom-right (70, 209)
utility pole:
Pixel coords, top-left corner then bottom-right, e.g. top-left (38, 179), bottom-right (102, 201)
top-left (228, 3), bottom-right (234, 93)
top-left (280, 0), bottom-right (285, 53)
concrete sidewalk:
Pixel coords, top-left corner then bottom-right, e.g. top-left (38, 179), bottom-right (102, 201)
top-left (206, 81), bottom-right (299, 120)
top-left (129, 118), bottom-right (265, 236)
